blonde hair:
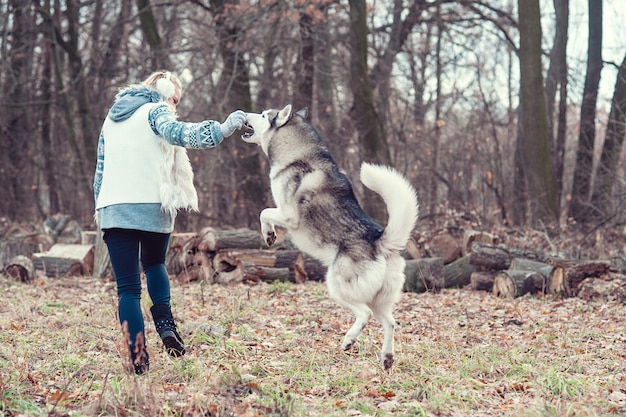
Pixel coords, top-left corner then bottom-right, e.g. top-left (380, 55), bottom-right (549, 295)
top-left (142, 70), bottom-right (182, 91)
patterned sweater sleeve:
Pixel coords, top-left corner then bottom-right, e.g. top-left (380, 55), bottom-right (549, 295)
top-left (148, 104), bottom-right (224, 148)
top-left (93, 129), bottom-right (105, 204)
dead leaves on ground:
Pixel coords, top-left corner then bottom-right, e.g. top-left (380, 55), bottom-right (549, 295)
top-left (0, 274), bottom-right (625, 416)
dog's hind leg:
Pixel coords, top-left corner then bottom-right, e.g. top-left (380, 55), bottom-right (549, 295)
top-left (325, 271), bottom-right (371, 352)
top-left (340, 303), bottom-right (372, 351)
top-left (370, 255), bottom-right (405, 370)
top-left (371, 305), bottom-right (396, 370)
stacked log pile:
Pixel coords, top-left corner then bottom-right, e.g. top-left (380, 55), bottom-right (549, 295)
top-left (2, 220), bottom-right (625, 302)
top-left (410, 228), bottom-right (625, 302)
top-left (165, 227), bottom-right (318, 284)
top-left (467, 241), bottom-right (623, 301)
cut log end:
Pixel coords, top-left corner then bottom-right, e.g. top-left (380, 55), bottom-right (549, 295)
top-left (4, 255), bottom-right (35, 282)
top-left (493, 270), bottom-right (546, 298)
top-left (493, 271), bottom-right (517, 298)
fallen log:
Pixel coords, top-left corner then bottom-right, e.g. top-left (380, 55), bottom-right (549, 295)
top-left (302, 254), bottom-right (327, 281)
top-left (509, 258), bottom-right (553, 276)
top-left (469, 242), bottom-right (555, 271)
top-left (213, 257), bottom-right (244, 284)
top-left (92, 227), bottom-right (112, 280)
top-left (4, 255), bottom-right (35, 282)
top-left (403, 258), bottom-right (445, 293)
top-left (243, 265), bottom-right (291, 283)
top-left (33, 244), bottom-right (94, 277)
top-left (176, 251), bottom-right (214, 284)
top-left (443, 255), bottom-right (477, 288)
top-left (577, 275), bottom-right (626, 303)
top-left (470, 271), bottom-right (497, 291)
top-left (405, 238), bottom-right (421, 260)
top-left (612, 256), bottom-right (626, 274)
top-left (469, 243), bottom-right (514, 270)
top-left (492, 270), bottom-right (546, 298)
top-left (548, 261), bottom-right (611, 297)
top-left (81, 231), bottom-right (98, 245)
top-left (166, 233), bottom-right (200, 276)
top-left (428, 233), bottom-right (461, 264)
top-left (197, 228), bottom-right (261, 252)
top-left (0, 240), bottom-right (41, 270)
top-left (462, 230), bottom-right (499, 256)
top-left (213, 249), bottom-right (307, 284)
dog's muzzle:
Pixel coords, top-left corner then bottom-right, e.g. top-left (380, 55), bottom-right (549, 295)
top-left (241, 122), bottom-right (254, 141)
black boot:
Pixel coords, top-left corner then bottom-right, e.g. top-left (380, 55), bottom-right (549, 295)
top-left (150, 303), bottom-right (186, 358)
top-left (129, 333), bottom-right (149, 375)
top-left (130, 343), bottom-right (150, 375)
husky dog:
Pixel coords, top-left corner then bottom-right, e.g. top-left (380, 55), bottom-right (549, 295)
top-left (241, 104), bottom-right (418, 369)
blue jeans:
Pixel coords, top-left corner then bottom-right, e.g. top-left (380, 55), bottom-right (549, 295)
top-left (103, 228), bottom-right (171, 348)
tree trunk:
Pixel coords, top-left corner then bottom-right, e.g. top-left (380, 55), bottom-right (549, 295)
top-left (39, 1), bottom-right (92, 214)
top-left (39, 22), bottom-right (59, 216)
top-left (429, 0), bottom-right (443, 215)
top-left (210, 0), bottom-right (265, 229)
top-left (348, 0), bottom-right (390, 223)
top-left (517, 0), bottom-right (558, 225)
top-left (544, 0), bottom-right (569, 209)
top-left (135, 0), bottom-right (170, 69)
top-left (64, 1), bottom-right (97, 178)
top-left (293, 11), bottom-right (314, 112)
top-left (590, 53), bottom-right (626, 220)
top-left (313, 7), bottom-right (338, 155)
top-left (3, 0), bottom-right (36, 220)
top-left (569, 0), bottom-right (603, 222)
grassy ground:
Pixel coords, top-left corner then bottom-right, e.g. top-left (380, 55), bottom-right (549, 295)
top-left (0, 272), bottom-right (625, 417)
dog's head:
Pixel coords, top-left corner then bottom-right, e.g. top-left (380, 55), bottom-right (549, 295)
top-left (241, 104), bottom-right (308, 155)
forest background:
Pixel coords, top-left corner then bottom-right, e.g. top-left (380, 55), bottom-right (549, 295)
top-left (1, 0), bottom-right (625, 238)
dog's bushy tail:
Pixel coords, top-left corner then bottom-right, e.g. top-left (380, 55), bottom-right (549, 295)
top-left (360, 162), bottom-right (419, 252)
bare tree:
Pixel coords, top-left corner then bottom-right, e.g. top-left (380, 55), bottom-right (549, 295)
top-left (590, 53), bottom-right (626, 220)
top-left (348, 0), bottom-right (389, 221)
top-left (208, 0), bottom-right (264, 229)
top-left (1, 0), bottom-right (37, 219)
top-left (293, 10), bottom-right (314, 111)
top-left (544, 0), bottom-right (568, 210)
top-left (569, 0), bottom-right (603, 222)
top-left (135, 0), bottom-right (171, 69)
top-left (515, 0), bottom-right (558, 225)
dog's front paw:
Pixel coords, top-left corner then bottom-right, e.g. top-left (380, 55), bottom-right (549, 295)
top-left (261, 224), bottom-right (277, 246)
top-left (383, 353), bottom-right (394, 371)
top-left (341, 338), bottom-right (355, 351)
top-left (265, 230), bottom-right (276, 246)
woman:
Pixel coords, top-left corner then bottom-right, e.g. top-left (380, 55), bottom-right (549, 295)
top-left (93, 71), bottom-right (246, 375)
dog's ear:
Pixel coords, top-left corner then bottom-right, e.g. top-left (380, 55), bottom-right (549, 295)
top-left (295, 107), bottom-right (309, 120)
top-left (275, 104), bottom-right (293, 128)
